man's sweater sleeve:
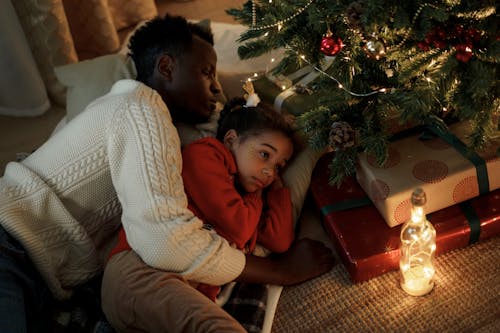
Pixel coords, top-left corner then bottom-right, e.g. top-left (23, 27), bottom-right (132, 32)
top-left (106, 86), bottom-right (245, 285)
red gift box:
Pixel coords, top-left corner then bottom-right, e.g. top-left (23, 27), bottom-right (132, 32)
top-left (311, 152), bottom-right (500, 283)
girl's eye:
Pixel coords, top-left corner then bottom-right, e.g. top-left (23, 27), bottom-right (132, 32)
top-left (259, 151), bottom-right (270, 159)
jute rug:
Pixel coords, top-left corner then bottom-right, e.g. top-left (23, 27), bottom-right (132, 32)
top-left (272, 229), bottom-right (499, 333)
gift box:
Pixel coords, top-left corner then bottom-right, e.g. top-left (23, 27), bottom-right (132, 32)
top-left (252, 59), bottom-right (335, 115)
top-left (311, 152), bottom-right (500, 283)
top-left (357, 122), bottom-right (500, 227)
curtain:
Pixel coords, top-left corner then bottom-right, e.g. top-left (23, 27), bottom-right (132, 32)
top-left (5, 0), bottom-right (157, 116)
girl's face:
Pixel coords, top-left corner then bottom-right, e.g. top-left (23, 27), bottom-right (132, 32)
top-left (224, 129), bottom-right (293, 193)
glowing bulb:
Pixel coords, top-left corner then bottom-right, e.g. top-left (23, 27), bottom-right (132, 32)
top-left (253, 73), bottom-right (258, 77)
top-left (264, 32), bottom-right (269, 37)
top-left (281, 85), bottom-right (286, 90)
top-left (425, 77), bottom-right (432, 82)
top-left (338, 83), bottom-right (343, 89)
top-left (300, 54), bottom-right (306, 60)
top-left (277, 23), bottom-right (282, 31)
top-left (270, 58), bottom-right (275, 62)
top-left (379, 88), bottom-right (387, 93)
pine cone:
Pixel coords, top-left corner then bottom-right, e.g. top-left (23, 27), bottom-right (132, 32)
top-left (329, 121), bottom-right (355, 151)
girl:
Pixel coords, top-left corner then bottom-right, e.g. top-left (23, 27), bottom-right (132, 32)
top-left (182, 85), bottom-right (296, 301)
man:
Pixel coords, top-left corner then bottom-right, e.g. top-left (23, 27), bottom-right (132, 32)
top-left (0, 15), bottom-right (333, 332)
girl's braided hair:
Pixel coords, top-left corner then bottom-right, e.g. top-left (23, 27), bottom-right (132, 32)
top-left (216, 97), bottom-right (294, 142)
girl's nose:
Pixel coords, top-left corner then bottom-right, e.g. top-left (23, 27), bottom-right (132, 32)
top-left (262, 167), bottom-right (274, 177)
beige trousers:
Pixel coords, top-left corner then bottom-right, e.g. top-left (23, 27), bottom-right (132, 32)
top-left (101, 250), bottom-right (246, 333)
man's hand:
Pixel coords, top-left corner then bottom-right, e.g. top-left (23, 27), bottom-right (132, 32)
top-left (271, 238), bottom-right (335, 285)
top-left (237, 238), bottom-right (335, 286)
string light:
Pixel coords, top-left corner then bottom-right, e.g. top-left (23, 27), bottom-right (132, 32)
top-left (289, 49), bottom-right (389, 97)
top-left (247, 0), bottom-right (389, 97)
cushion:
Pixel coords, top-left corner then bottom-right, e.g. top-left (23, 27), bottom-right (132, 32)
top-left (54, 54), bottom-right (137, 121)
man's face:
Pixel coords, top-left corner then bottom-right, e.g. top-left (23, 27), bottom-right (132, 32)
top-left (168, 36), bottom-right (221, 124)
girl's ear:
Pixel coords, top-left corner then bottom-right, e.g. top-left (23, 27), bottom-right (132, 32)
top-left (223, 129), bottom-right (238, 148)
top-left (157, 54), bottom-right (174, 81)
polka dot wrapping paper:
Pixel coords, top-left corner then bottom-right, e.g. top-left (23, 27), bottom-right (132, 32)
top-left (356, 122), bottom-right (500, 227)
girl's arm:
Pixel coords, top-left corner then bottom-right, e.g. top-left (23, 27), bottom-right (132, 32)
top-left (256, 185), bottom-right (295, 253)
top-left (182, 138), bottom-right (263, 249)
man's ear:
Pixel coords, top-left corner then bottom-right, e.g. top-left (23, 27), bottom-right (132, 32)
top-left (157, 54), bottom-right (175, 81)
top-left (223, 129), bottom-right (238, 148)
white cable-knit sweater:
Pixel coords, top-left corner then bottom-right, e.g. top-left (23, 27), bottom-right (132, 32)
top-left (0, 80), bottom-right (245, 300)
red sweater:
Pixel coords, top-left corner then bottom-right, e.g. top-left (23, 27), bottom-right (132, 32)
top-left (181, 137), bottom-right (294, 253)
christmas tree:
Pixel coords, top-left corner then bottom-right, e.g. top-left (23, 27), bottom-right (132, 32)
top-left (227, 0), bottom-right (499, 185)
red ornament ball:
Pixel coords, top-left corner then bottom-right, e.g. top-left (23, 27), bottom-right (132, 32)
top-left (320, 34), bottom-right (344, 56)
top-left (455, 44), bottom-right (473, 63)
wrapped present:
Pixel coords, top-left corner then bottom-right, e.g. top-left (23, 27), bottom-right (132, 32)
top-left (356, 122), bottom-right (500, 227)
top-left (311, 152), bottom-right (500, 283)
top-left (252, 58), bottom-right (335, 115)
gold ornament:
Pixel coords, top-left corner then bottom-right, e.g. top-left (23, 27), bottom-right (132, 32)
top-left (364, 38), bottom-right (386, 60)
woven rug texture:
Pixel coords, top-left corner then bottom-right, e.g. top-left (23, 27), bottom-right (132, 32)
top-left (272, 236), bottom-right (500, 333)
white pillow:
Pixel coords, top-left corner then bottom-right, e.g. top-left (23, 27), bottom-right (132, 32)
top-left (55, 53), bottom-right (137, 121)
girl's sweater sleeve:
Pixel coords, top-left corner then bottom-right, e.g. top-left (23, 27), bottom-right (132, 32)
top-left (256, 187), bottom-right (294, 253)
top-left (106, 86), bottom-right (245, 286)
top-left (182, 138), bottom-right (263, 249)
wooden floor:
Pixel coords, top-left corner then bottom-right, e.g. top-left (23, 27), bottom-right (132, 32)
top-left (0, 0), bottom-right (246, 175)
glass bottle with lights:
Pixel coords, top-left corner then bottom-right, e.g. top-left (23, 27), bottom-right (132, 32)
top-left (399, 188), bottom-right (436, 296)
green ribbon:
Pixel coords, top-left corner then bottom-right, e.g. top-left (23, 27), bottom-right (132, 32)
top-left (425, 125), bottom-right (489, 195)
top-left (321, 196), bottom-right (372, 216)
top-left (459, 201), bottom-right (481, 244)
top-left (390, 124), bottom-right (490, 195)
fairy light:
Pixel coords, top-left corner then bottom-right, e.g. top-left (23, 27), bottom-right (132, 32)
top-left (288, 47), bottom-right (389, 97)
top-left (400, 188), bottom-right (436, 296)
top-left (247, 1), bottom-right (389, 97)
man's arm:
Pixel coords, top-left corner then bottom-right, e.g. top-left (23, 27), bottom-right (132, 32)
top-left (237, 238), bottom-right (335, 286)
top-left (107, 86), bottom-right (245, 286)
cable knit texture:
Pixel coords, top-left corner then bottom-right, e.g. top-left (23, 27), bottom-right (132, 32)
top-left (0, 79), bottom-right (245, 300)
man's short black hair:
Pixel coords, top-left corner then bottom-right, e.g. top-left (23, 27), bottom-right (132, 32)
top-left (128, 14), bottom-right (214, 82)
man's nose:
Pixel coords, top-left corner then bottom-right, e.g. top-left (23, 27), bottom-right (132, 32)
top-left (212, 78), bottom-right (222, 95)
